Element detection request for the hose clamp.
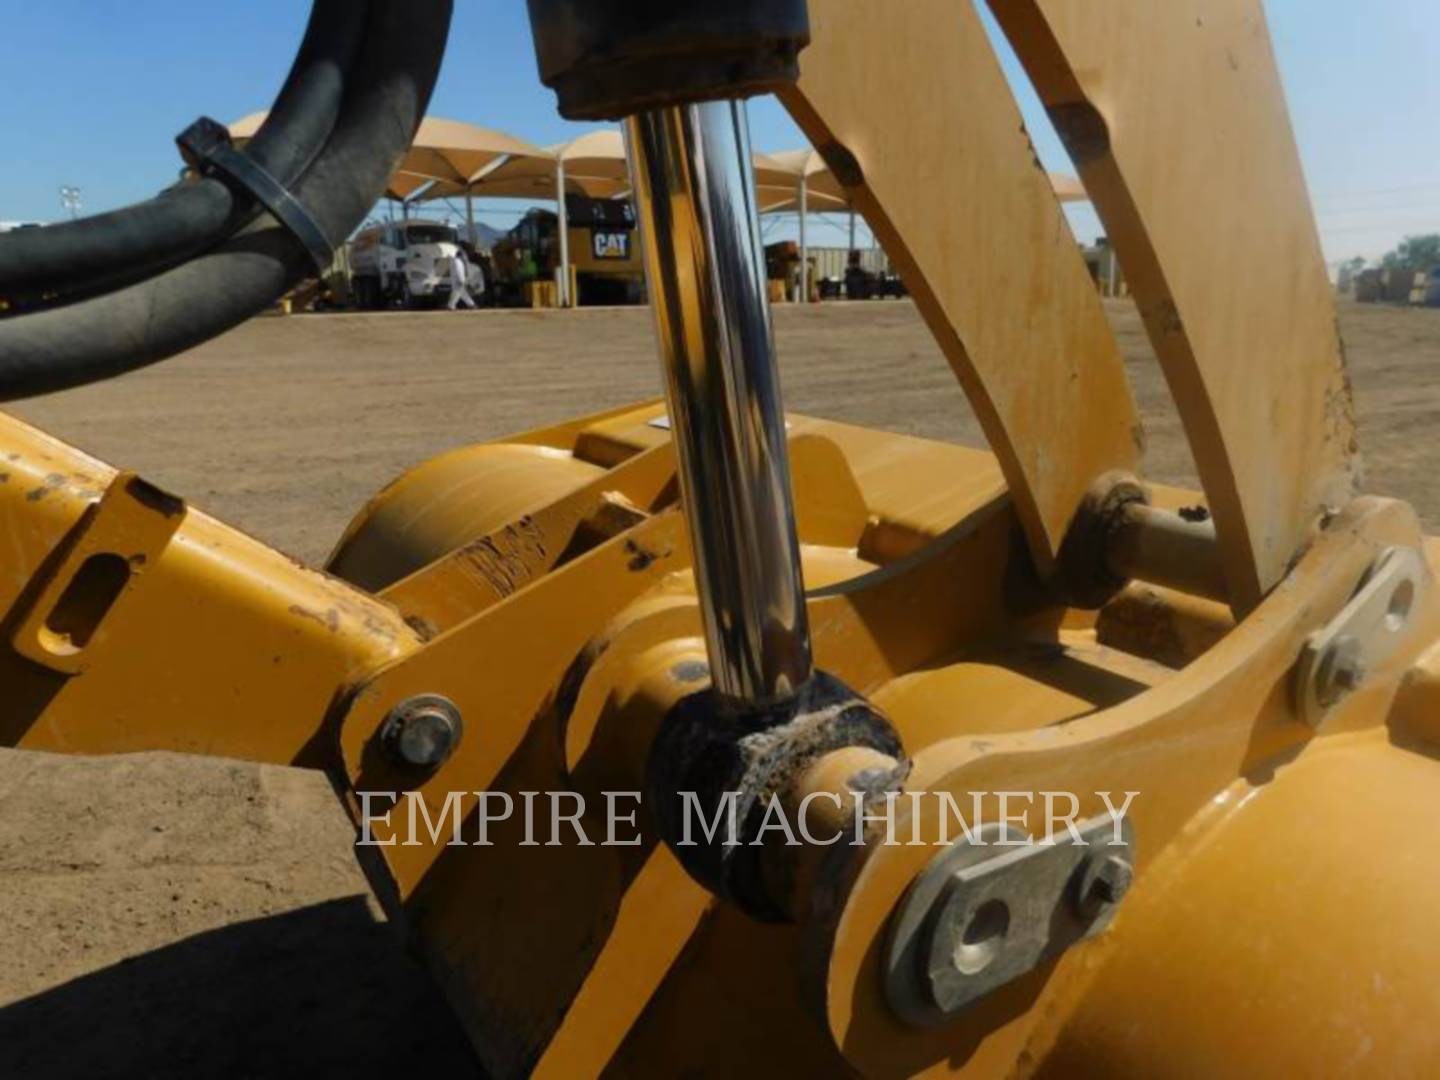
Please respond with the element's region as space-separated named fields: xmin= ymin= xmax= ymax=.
xmin=176 ymin=116 xmax=335 ymax=273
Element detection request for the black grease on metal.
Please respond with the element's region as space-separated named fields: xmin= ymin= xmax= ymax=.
xmin=624 ymin=537 xmax=662 ymax=571
xmin=124 ymin=475 xmax=185 ymax=517
xmin=1054 ymin=471 xmax=1149 ymax=610
xmin=646 ymin=670 xmax=902 ymax=922
xmin=26 ymin=474 xmax=65 ymax=502
xmin=404 ymin=613 xmax=439 ymax=642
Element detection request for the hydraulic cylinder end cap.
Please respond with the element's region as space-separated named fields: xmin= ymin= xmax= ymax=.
xmin=525 ymin=0 xmax=811 ymax=120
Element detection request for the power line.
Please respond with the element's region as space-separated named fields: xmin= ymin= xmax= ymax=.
xmin=1315 ymin=199 xmax=1440 ymax=218
xmin=1320 ymin=219 xmax=1440 ymax=237
xmin=1313 ymin=178 xmax=1440 ymax=202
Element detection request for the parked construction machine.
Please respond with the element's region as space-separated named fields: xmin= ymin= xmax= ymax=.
xmin=1 ymin=1 xmax=1437 ymax=1076
xmin=490 ymin=193 xmax=644 ymax=307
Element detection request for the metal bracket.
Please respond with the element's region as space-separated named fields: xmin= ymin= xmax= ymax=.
xmin=1295 ymin=546 xmax=1427 ymax=728
xmin=884 ymin=813 xmax=1135 ymax=1027
xmin=10 ymin=472 xmax=185 ymax=675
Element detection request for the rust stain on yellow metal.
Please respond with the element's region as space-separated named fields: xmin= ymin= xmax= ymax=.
xmin=327 ymin=441 xmax=608 ymax=592
xmin=378 ymin=443 xmax=676 ymax=634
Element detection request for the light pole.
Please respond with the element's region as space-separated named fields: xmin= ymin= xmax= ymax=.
xmin=59 ymin=186 xmax=82 ymax=220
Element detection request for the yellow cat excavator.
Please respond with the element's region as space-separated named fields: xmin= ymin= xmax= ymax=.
xmin=1 ymin=1 xmax=1436 ymax=1075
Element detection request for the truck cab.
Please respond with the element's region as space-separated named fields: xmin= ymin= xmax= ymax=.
xmin=348 ymin=221 xmax=476 ymax=309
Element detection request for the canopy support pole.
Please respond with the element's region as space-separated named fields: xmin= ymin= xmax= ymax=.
xmin=465 ymin=186 xmax=475 ymax=246
xmin=797 ymin=175 xmax=808 ymax=303
xmin=556 ymin=159 xmax=571 ymax=307
xmin=848 ymin=206 xmax=856 ymax=251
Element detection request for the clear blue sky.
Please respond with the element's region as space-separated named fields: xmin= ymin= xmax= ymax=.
xmin=1 ymin=1 xmax=1435 ymax=264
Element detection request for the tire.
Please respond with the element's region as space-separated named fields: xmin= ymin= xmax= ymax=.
xmin=365 ymin=277 xmax=381 ymax=310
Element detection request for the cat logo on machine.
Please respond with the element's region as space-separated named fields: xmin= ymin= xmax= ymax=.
xmin=592 ymin=231 xmax=631 ymax=260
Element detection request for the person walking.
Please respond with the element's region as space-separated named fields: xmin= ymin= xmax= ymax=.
xmin=447 ymin=247 xmax=476 ymax=310
xmin=462 ymin=242 xmax=487 ymax=306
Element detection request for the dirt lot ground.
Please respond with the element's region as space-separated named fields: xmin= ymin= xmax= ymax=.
xmin=2 ymin=297 xmax=1438 ymax=1074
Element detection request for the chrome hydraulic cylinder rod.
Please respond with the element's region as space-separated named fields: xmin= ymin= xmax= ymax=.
xmin=625 ymin=101 xmax=813 ymax=707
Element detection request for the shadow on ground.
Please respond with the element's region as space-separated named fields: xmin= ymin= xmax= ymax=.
xmin=0 ymin=897 xmax=480 ymax=1078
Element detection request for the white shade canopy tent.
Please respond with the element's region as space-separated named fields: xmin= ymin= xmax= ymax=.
xmin=753 ymin=149 xmax=847 ymax=216
xmin=423 ymin=129 xmax=632 ymax=201
xmin=418 ymin=130 xmax=819 ymax=306
xmin=226 ymin=110 xmax=552 ymax=222
xmin=226 ymin=113 xmax=1090 ymax=306
xmin=761 ymin=148 xmax=851 ymax=299
xmin=420 ymin=129 xmax=633 ymax=305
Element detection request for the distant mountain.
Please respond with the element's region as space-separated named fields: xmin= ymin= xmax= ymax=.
xmin=464 ymin=222 xmax=504 ymax=250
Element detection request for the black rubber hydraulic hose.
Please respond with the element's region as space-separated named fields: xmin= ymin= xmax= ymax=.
xmin=0 ymin=0 xmax=369 ymax=302
xmin=237 ymin=0 xmax=372 ymax=188
xmin=0 ymin=0 xmax=452 ymax=400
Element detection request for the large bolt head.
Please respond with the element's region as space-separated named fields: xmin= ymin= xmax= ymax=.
xmin=380 ymin=695 xmax=463 ymax=769
xmin=1075 ymin=852 xmax=1134 ymax=916
xmin=1090 ymin=855 xmax=1133 ymax=904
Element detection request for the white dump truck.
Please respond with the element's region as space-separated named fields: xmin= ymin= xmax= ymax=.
xmin=347 ymin=221 xmax=481 ymax=309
